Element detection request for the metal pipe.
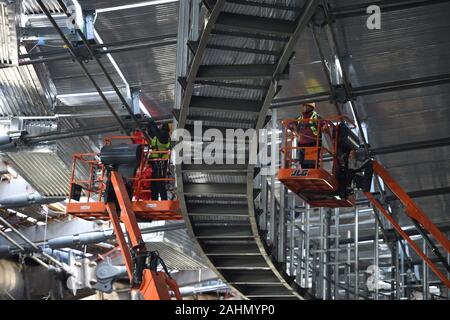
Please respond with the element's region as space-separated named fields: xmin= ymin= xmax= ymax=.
xmin=346 ymin=229 xmax=351 ymax=300
xmin=395 ymin=241 xmax=401 ymax=299
xmin=305 ymin=204 xmax=310 ymax=288
xmin=55 ymin=0 xmax=149 ymax=141
xmin=23 ymin=40 xmax=176 ymax=64
xmin=422 ymin=239 xmax=428 ymax=300
xmin=297 ymin=209 xmax=305 ymax=286
xmin=326 ymin=210 xmax=333 ymax=300
xmin=290 ymin=197 xmax=295 ymax=276
xmin=354 ymin=207 xmax=359 ymax=299
xmin=19 ymin=40 xmax=177 ymax=66
xmin=4 ymin=222 xmax=187 ymax=256
xmin=311 ymin=26 xmax=341 ymax=115
xmin=0 ymin=216 xmax=63 ymax=268
xmin=179 ymin=283 xmax=229 ymax=296
xmin=0 ymin=193 xmax=63 ymax=209
xmin=20 ymin=34 xmax=177 ymax=59
xmin=334 ymin=208 xmax=339 ymax=300
xmin=448 ymin=232 xmax=450 ymax=300
xmin=0 ymin=230 xmax=25 ymax=251
xmin=0 ymin=230 xmax=49 ymax=268
xmin=318 ymin=208 xmax=324 ymax=299
xmin=24 ymin=116 xmax=172 ymax=144
xmin=374 ymin=214 xmax=379 ymax=300
xmin=35 ymin=0 xmax=128 ymax=133
xmin=278 ymin=184 xmax=287 ymax=263
xmin=271 ymin=73 xmax=450 ymax=109
xmin=270 ymin=110 xmax=277 ymax=251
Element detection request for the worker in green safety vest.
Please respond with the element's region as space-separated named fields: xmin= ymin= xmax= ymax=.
xmin=148 ymin=120 xmax=171 ymax=201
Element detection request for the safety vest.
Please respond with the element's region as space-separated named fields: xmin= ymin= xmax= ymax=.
xmin=151 ymin=136 xmax=171 ymax=159
xmin=297 ymin=111 xmax=319 ymax=137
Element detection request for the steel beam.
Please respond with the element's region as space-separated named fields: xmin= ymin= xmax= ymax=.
xmin=19 ymin=40 xmax=177 ymax=66
xmin=371 ymin=137 xmax=450 ymax=155
xmin=215 ymin=12 xmax=296 ymax=36
xmin=58 ymin=1 xmax=145 ymax=133
xmin=197 ymin=64 xmax=276 ymax=80
xmin=183 ymin=183 xmax=248 ymax=195
xmin=190 ymin=96 xmax=262 ymax=113
xmin=211 ymin=29 xmax=289 ymax=42
xmin=188 ymin=41 xmax=280 ymax=56
xmin=35 ymin=0 xmax=128 ymax=132
xmin=271 ymin=73 xmax=450 ymax=108
xmin=218 ymin=0 xmax=300 ymax=11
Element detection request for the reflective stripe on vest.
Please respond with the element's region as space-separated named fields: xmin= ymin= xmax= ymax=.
xmin=297 ymin=111 xmax=319 ymax=136
xmin=151 ymin=137 xmax=171 ymax=159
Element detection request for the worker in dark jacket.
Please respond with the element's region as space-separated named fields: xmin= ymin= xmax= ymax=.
xmin=290 ymin=102 xmax=322 ymax=169
xmin=147 ymin=120 xmax=171 ymax=201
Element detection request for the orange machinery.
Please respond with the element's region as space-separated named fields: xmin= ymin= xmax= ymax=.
xmin=278 ymin=115 xmax=358 ymax=208
xmin=66 ymin=134 xmax=182 ymax=300
xmin=278 ymin=116 xmax=450 ymax=288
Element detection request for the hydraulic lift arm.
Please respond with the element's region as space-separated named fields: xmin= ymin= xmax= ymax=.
xmin=105 ymin=170 xmax=182 ymax=300
xmin=364 ymin=160 xmax=450 ymax=288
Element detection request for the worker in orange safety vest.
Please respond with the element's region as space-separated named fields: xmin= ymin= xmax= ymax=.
xmin=289 ymin=102 xmax=323 ymax=169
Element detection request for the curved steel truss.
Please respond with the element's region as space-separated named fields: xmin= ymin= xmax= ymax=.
xmin=176 ymin=0 xmax=320 ymax=300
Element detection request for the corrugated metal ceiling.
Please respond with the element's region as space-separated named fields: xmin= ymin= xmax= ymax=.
xmin=272 ymin=0 xmax=450 ymax=225
xmin=4 ymin=152 xmax=71 ymax=197
xmin=93 ymin=2 xmax=179 ymax=116
xmin=331 ymin=1 xmax=450 ymax=225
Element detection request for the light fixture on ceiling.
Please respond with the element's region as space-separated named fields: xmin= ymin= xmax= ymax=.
xmin=97 ymin=0 xmax=179 ymax=13
xmin=56 ymin=91 xmax=116 ymax=99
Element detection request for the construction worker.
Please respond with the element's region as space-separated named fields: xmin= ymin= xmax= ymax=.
xmin=148 ymin=120 xmax=171 ymax=201
xmin=131 ymin=128 xmax=146 ymax=145
xmin=290 ymin=102 xmax=322 ymax=169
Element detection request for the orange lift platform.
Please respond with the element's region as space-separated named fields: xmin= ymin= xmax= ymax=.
xmin=66 ymin=134 xmax=182 ymax=300
xmin=67 ymin=135 xmax=182 ymax=222
xmin=278 ymin=116 xmax=450 ymax=289
xmin=278 ymin=116 xmax=358 ymax=208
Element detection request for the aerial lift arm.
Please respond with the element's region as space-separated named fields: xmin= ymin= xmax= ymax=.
xmin=363 ymin=160 xmax=450 ymax=288
xmin=278 ymin=117 xmax=450 ymax=289
xmin=97 ymin=141 xmax=182 ymax=300
xmin=105 ymin=170 xmax=182 ymax=300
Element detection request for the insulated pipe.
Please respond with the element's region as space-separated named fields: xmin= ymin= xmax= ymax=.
xmin=0 ymin=136 xmax=12 ymax=146
xmin=0 ymin=260 xmax=24 ymax=300
xmin=2 ymin=223 xmax=187 ymax=257
xmin=48 ymin=230 xmax=114 ymax=249
xmin=47 ymin=223 xmax=186 ymax=249
xmin=0 ymin=245 xmax=12 ymax=258
xmin=179 ymin=283 xmax=229 ymax=296
xmin=0 ymin=193 xmax=64 ymax=208
xmin=0 ymin=142 xmax=17 ymax=152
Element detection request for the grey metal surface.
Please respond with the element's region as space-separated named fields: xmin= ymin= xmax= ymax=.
xmin=92 ymin=2 xmax=179 ymax=117
xmin=331 ymin=0 xmax=450 ymax=226
xmin=0 ymin=65 xmax=51 ymax=117
xmin=176 ymin=0 xmax=320 ymax=300
xmin=4 ymin=151 xmax=71 ymax=197
xmin=273 ymin=0 xmax=450 ymax=229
